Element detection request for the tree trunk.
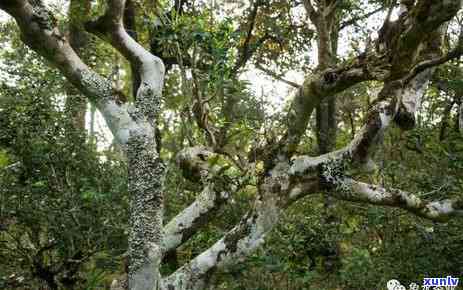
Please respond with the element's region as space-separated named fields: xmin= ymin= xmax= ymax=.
xmin=127 ymin=134 xmax=165 ymax=290
xmin=314 ymin=1 xmax=340 ymax=273
xmin=65 ymin=0 xmax=91 ymax=133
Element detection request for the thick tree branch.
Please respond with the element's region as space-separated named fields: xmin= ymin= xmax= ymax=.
xmin=163 ymin=93 xmax=432 ymax=285
xmin=389 ymin=0 xmax=461 ymax=76
xmin=163 ymin=174 xmax=319 ymax=289
xmin=173 ymin=69 xmax=450 ymax=288
xmin=163 ymin=147 xmax=240 ymax=252
xmin=0 ymin=0 xmax=145 ymax=146
xmin=329 ymin=179 xmax=463 ymax=222
xmin=288 ymin=68 xmax=434 ymax=189
xmin=162 ymin=212 xmax=274 ymax=289
xmin=278 ymin=57 xmax=382 ymax=156
xmin=275 ymin=0 xmax=461 ymax=158
xmin=85 ymin=0 xmax=165 ymax=124
xmin=163 ymin=183 xmax=236 ymax=253
xmin=0 ymin=3 xmax=167 ymax=288
xmin=48 ymin=54 xmax=463 ymax=289
xmin=160 ymin=84 xmax=417 ymax=285
xmin=402 ymin=27 xmax=463 ymax=85
xmin=4 ymin=2 xmax=463 ymax=290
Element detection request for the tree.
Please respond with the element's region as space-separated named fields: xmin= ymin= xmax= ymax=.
xmin=0 ymin=20 xmax=128 ymax=289
xmin=0 ymin=0 xmax=462 ymax=289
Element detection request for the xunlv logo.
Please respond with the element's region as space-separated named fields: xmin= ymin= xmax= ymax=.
xmin=423 ymin=276 xmax=459 ymax=288
xmin=387 ymin=277 xmax=460 ymax=290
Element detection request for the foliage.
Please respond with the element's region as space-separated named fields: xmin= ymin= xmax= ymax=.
xmin=1 ymin=0 xmax=462 ymax=289
xmin=0 ymin=30 xmax=128 ymax=288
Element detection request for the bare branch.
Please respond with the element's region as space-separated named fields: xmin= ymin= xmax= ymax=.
xmin=273 ymin=0 xmax=461 ymax=159
xmin=339 ymin=7 xmax=383 ymax=31
xmin=255 ymin=63 xmax=301 ymax=88
xmin=390 ymin=0 xmax=461 ymax=75
xmin=330 ymin=179 xmax=463 ymax=222
xmin=288 ymin=68 xmax=433 ymax=183
xmin=163 ymin=62 xmax=454 ymax=285
xmin=231 ymin=0 xmax=262 ymax=74
xmin=163 ymin=182 xmax=237 ymax=253
xmin=161 ymin=90 xmax=403 ymax=284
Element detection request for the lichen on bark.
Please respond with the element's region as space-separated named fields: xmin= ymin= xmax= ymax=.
xmin=126 ymin=131 xmax=165 ymax=287
xmin=79 ymin=68 xmax=113 ymax=100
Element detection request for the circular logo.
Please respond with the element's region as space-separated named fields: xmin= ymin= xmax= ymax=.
xmin=387 ymin=279 xmax=402 ymax=290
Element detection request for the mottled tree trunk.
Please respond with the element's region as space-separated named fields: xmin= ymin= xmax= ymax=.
xmin=314 ymin=1 xmax=338 ymax=155
xmin=127 ymin=134 xmax=164 ymax=290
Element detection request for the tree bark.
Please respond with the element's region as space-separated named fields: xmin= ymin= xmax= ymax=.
xmin=65 ymin=0 xmax=91 ymax=132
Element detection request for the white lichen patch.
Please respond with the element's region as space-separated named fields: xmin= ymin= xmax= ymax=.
xmin=80 ymin=69 xmax=113 ymax=98
xmin=127 ymin=133 xmax=165 ymax=279
xmin=321 ymin=156 xmax=352 ymax=193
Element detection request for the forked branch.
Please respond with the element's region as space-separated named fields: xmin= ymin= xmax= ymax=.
xmin=86 ymin=0 xmax=165 ymax=124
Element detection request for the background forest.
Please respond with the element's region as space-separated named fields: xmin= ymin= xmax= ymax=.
xmin=0 ymin=0 xmax=462 ymax=289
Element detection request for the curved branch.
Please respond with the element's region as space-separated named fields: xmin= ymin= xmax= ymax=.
xmin=163 ymin=147 xmax=241 ymax=253
xmin=161 ymin=65 xmax=454 ymax=287
xmin=231 ymin=0 xmax=262 ymax=74
xmin=163 ymin=182 xmax=237 ymax=253
xmin=85 ymin=0 xmax=165 ymax=123
xmin=84 ymin=1 xmax=167 ymax=289
xmin=330 ymin=179 xmax=463 ymax=222
xmin=0 ymin=0 xmax=144 ymax=146
xmin=402 ymin=27 xmax=463 ymax=85
xmin=390 ymin=0 xmax=461 ymax=75
xmin=288 ymin=62 xmax=436 ymax=184
xmin=276 ymin=0 xmax=461 ymax=159
xmin=163 ymin=177 xmax=319 ymax=289
xmin=279 ymin=59 xmax=379 ymax=156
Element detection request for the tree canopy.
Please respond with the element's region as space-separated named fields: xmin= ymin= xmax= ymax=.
xmin=0 ymin=0 xmax=462 ymax=289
